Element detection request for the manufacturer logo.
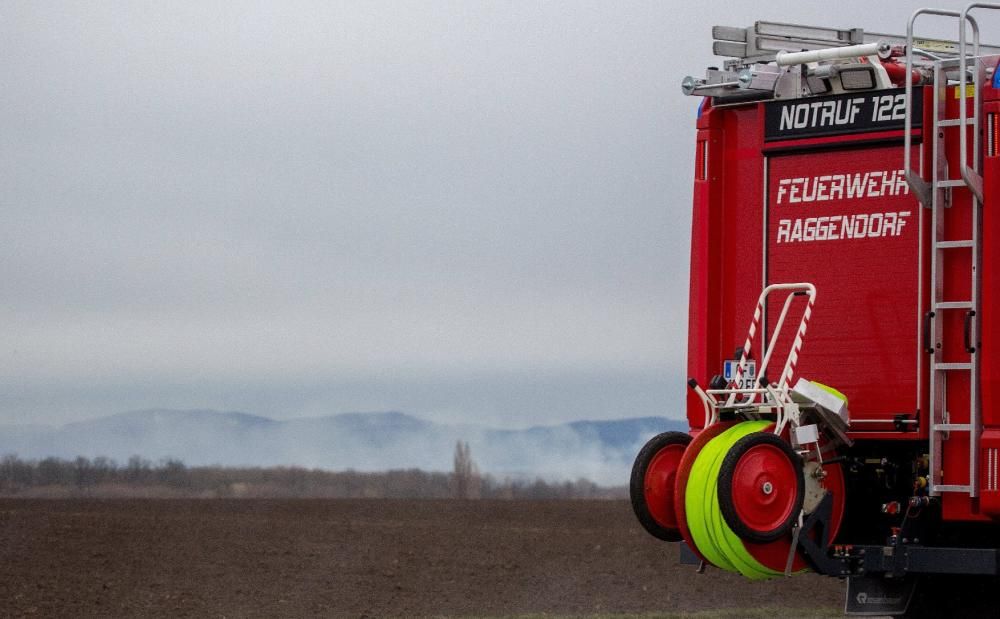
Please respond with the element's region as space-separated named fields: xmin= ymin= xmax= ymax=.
xmin=854 ymin=592 xmax=903 ymax=606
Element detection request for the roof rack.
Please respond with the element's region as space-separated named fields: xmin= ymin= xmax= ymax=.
xmin=682 ymin=19 xmax=1000 ymax=102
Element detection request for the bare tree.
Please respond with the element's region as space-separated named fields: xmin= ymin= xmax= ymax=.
xmin=452 ymin=440 xmax=481 ymax=499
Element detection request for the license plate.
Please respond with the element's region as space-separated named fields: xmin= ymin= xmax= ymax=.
xmin=723 ymin=359 xmax=757 ymax=389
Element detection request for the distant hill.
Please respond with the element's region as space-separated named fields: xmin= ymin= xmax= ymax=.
xmin=0 ymin=410 xmax=687 ymax=485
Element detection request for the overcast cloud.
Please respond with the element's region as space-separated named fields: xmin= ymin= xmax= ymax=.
xmin=0 ymin=1 xmax=986 ymax=427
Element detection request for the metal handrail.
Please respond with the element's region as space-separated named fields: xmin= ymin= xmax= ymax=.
xmin=959 ymin=3 xmax=993 ymax=202
xmin=904 ymin=8 xmax=980 ymax=206
xmin=691 ymin=283 xmax=817 ymax=435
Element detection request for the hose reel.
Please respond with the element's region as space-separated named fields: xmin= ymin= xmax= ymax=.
xmin=629 ymin=283 xmax=848 ymax=578
xmin=631 ymin=420 xmax=846 ymax=579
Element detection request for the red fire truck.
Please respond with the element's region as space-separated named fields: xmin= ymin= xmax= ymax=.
xmin=631 ymin=9 xmax=1000 ymax=616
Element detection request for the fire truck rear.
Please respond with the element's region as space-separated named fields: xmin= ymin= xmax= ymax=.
xmin=630 ymin=7 xmax=1000 ymax=616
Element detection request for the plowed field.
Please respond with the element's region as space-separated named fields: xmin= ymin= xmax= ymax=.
xmin=0 ymin=499 xmax=844 ymax=617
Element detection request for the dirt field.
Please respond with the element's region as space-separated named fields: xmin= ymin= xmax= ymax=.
xmin=0 ymin=499 xmax=844 ymax=617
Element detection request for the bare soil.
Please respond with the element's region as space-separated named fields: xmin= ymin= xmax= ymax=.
xmin=0 ymin=499 xmax=844 ymax=617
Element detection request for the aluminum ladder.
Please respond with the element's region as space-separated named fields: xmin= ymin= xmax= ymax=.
xmin=713 ymin=19 xmax=1000 ymax=65
xmin=904 ymin=6 xmax=989 ymax=497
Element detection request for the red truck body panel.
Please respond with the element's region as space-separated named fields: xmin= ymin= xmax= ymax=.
xmin=686 ymin=85 xmax=1000 ymax=522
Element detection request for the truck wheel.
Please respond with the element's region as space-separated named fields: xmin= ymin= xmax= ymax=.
xmin=717 ymin=431 xmax=804 ymax=543
xmin=630 ymin=431 xmax=691 ymax=541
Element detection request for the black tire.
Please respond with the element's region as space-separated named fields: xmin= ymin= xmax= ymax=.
xmin=629 ymin=431 xmax=692 ymax=542
xmin=717 ymin=432 xmax=804 ymax=543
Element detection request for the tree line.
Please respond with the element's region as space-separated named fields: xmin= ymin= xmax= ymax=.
xmin=0 ymin=451 xmax=625 ymax=500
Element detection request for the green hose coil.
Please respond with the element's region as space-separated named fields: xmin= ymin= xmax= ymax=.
xmin=684 ymin=420 xmax=783 ymax=580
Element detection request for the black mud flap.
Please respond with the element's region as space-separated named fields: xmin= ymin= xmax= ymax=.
xmin=845 ymin=575 xmax=917 ymax=616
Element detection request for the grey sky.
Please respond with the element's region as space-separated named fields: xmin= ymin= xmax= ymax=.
xmin=0 ymin=1 xmax=986 ymax=428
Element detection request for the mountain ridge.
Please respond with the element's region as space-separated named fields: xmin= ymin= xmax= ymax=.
xmin=0 ymin=409 xmax=687 ymax=485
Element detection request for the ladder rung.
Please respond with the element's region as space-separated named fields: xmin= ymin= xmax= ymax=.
xmin=932 ymin=484 xmax=972 ymax=493
xmin=936 ymin=362 xmax=972 ymax=371
xmin=936 ymin=301 xmax=974 ymax=310
xmin=938 ymin=118 xmax=974 ymax=127
xmin=936 ymin=240 xmax=974 ymax=249
xmin=936 ymin=179 xmax=968 ymax=188
xmin=933 ymin=423 xmax=972 ymax=432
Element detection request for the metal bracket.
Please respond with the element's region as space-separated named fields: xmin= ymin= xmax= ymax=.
xmin=795 ymin=493 xmax=854 ymax=577
xmin=904 ymin=172 xmax=932 ymax=208
xmin=859 ymin=544 xmax=1000 ymax=576
xmin=893 ymin=414 xmax=917 ymax=433
xmin=795 ymin=494 xmax=1000 ymax=578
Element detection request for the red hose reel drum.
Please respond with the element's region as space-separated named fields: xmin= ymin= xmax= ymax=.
xmin=721 ymin=429 xmax=846 ymax=573
xmin=675 ymin=422 xmax=846 ymax=574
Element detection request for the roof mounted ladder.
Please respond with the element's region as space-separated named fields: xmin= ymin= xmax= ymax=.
xmin=714 ymin=19 xmax=1000 ymax=66
xmin=713 ymin=21 xmax=868 ymax=63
